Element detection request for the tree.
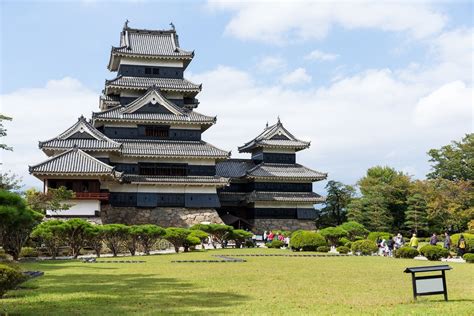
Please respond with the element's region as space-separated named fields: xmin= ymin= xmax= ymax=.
xmin=102 ymin=224 xmax=129 ymax=257
xmin=134 ymin=225 xmax=165 ymax=255
xmin=30 ymin=220 xmax=64 ymax=259
xmin=189 ymin=229 xmax=208 ymax=249
xmin=317 ymin=181 xmax=355 ymax=227
xmin=61 ymin=219 xmax=92 ymax=258
xmin=363 ymin=191 xmax=393 ymax=232
xmin=427 ymin=134 xmax=474 ymax=181
xmin=125 ymin=225 xmax=141 ymax=256
xmin=338 ymin=221 xmax=369 ymax=241
xmin=226 ymin=229 xmax=252 ymax=248
xmin=404 ymin=192 xmax=429 ymax=235
xmin=0 ymin=190 xmax=43 ymax=260
xmin=190 ymin=224 xmax=233 ymax=248
xmin=84 ymin=225 xmax=105 ymax=257
xmin=0 ymin=114 xmax=12 ymax=151
xmin=164 ymin=227 xmax=192 ymax=253
xmin=26 ymin=187 xmax=74 ymax=214
xmin=0 ymin=171 xmax=22 ymax=191
xmin=319 ymin=227 xmax=348 ymax=247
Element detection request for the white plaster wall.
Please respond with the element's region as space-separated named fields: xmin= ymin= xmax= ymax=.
xmin=110 ymin=157 xmax=216 ymax=165
xmin=102 ymin=183 xmax=217 ymax=194
xmin=254 ymin=201 xmax=314 ymax=209
xmin=46 ymin=200 xmax=100 ymax=216
xmin=119 ymin=57 xmax=183 ymax=67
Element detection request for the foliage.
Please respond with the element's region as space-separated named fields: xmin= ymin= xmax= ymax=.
xmin=336 ymin=246 xmax=350 ymax=254
xmin=463 ymin=253 xmax=474 ymax=263
xmin=31 ymin=220 xmax=65 ymax=259
xmin=316 ymin=246 xmax=330 ymax=253
xmin=19 ymin=247 xmax=38 ymax=258
xmin=404 ymin=191 xmax=429 ymax=234
xmin=344 ymin=241 xmax=352 ymax=249
xmin=0 ymin=114 xmax=12 ymax=151
xmin=450 ymin=233 xmax=474 ymax=253
xmin=60 ymin=219 xmax=92 ymax=258
xmin=184 ymin=235 xmax=201 ymax=252
xmin=190 ymin=224 xmax=233 ymax=247
xmin=338 ymin=237 xmax=350 ymax=246
xmin=164 ymin=227 xmax=192 ymax=253
xmin=102 ymin=224 xmax=129 ymax=257
xmin=394 ymin=246 xmax=419 ymax=259
xmin=84 ymin=225 xmax=105 ymax=257
xmin=0 ymin=190 xmax=43 ymax=260
xmin=125 ymin=225 xmax=141 ymax=256
xmin=266 ymin=240 xmax=284 ymax=248
xmin=427 ymin=133 xmax=474 ymax=181
xmin=319 ymin=227 xmax=348 ymax=246
xmin=351 ymin=239 xmax=378 ymax=255
xmin=0 ymin=263 xmax=26 ymax=298
xmin=133 ymin=225 xmax=166 ymax=255
xmin=226 ymin=229 xmax=252 ymax=248
xmin=337 ymin=221 xmax=368 ymax=241
xmin=0 ymin=171 xmax=22 ymax=191
xmin=316 ymin=181 xmax=355 ymax=227
xmin=367 ymin=232 xmax=392 ymax=242
xmin=25 ymin=187 xmax=74 ymax=214
xmin=290 ymin=230 xmax=327 ymax=251
xmin=419 ymin=245 xmax=449 ymax=261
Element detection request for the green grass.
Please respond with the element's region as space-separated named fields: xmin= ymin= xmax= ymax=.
xmin=2 ymin=248 xmax=473 ymax=315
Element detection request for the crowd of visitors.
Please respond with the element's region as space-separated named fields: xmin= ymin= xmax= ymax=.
xmin=376 ymin=232 xmax=467 ymax=258
xmin=263 ymin=231 xmax=290 ymax=246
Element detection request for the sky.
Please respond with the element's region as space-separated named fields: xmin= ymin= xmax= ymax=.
xmin=0 ymin=0 xmax=473 ymax=195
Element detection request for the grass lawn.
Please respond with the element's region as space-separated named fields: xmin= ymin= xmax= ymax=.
xmin=2 ymin=248 xmax=473 ymax=315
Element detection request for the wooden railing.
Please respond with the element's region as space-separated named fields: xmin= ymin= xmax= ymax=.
xmin=73 ymin=192 xmax=110 ymax=200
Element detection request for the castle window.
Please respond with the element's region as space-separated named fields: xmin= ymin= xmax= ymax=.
xmin=145 ymin=67 xmax=152 ymax=75
xmin=153 ymin=68 xmax=159 ymax=75
xmin=144 ymin=126 xmax=169 ymax=138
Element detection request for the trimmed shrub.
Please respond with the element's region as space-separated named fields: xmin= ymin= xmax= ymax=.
xmin=244 ymin=240 xmax=255 ymax=248
xmin=367 ymin=232 xmax=392 ymax=242
xmin=394 ymin=246 xmax=419 ymax=259
xmin=338 ymin=221 xmax=369 ymax=241
xmin=290 ymin=231 xmax=327 ymax=251
xmin=0 ymin=263 xmax=27 ymax=298
xmin=320 ymin=227 xmax=348 ymax=247
xmin=351 ymin=239 xmax=378 ymax=255
xmin=344 ymin=241 xmax=352 ymax=249
xmin=317 ymin=246 xmax=330 ymax=253
xmin=338 ymin=237 xmax=350 ymax=246
xmin=451 ymin=233 xmax=474 ymax=253
xmin=463 ymin=253 xmax=474 ymax=263
xmin=19 ymin=247 xmax=38 ymax=258
xmin=267 ymin=240 xmax=284 ymax=249
xmin=336 ymin=246 xmax=350 ymax=254
xmin=420 ymin=245 xmax=449 ymax=261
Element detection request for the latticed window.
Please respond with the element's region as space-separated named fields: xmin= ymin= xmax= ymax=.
xmin=144 ymin=126 xmax=169 ymax=138
xmin=139 ymin=163 xmax=187 ymax=176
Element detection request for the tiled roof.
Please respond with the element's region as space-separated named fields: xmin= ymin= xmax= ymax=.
xmin=246 ymin=191 xmax=325 ymax=203
xmin=93 ymin=87 xmax=215 ymax=125
xmin=217 ymin=192 xmax=248 ymax=202
xmin=29 ymin=147 xmax=121 ymax=178
xmin=99 ymin=94 xmax=120 ymax=110
xmin=216 ymin=159 xmax=256 ymax=178
xmin=239 ymin=119 xmax=310 ymax=152
xmin=246 ymin=163 xmax=327 ymax=180
xmin=118 ymin=139 xmax=230 ymax=159
xmin=122 ymin=174 xmax=228 ymax=186
xmin=105 ymin=76 xmax=201 ymax=93
xmin=39 ymin=116 xmax=121 ymax=152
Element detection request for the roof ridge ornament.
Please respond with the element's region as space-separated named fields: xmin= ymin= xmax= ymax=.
xmin=170 ymin=22 xmax=175 ymax=31
xmin=123 ymin=19 xmax=129 ymax=30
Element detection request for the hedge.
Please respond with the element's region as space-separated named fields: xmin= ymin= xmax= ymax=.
xmin=290 ymin=231 xmax=327 ymax=251
xmin=351 ymin=239 xmax=378 ymax=255
xmin=267 ymin=240 xmax=284 ymax=249
xmin=316 ymin=246 xmax=330 ymax=253
xmin=463 ymin=253 xmax=474 ymax=263
xmin=0 ymin=264 xmax=27 ymax=298
xmin=450 ymin=233 xmax=474 ymax=253
xmin=419 ymin=245 xmax=449 ymax=261
xmin=394 ymin=246 xmax=419 ymax=259
xmin=336 ymin=246 xmax=350 ymax=254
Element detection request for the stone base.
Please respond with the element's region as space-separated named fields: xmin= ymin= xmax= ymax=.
xmin=251 ymin=218 xmax=315 ymax=232
xmin=100 ymin=205 xmax=224 ymax=227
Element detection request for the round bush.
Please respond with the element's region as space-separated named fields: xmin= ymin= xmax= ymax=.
xmin=20 ymin=247 xmax=39 ymax=258
xmin=463 ymin=253 xmax=474 ymax=263
xmin=344 ymin=241 xmax=352 ymax=249
xmin=336 ymin=246 xmax=350 ymax=254
xmin=290 ymin=231 xmax=327 ymax=251
xmin=419 ymin=245 xmax=449 ymax=261
xmin=0 ymin=264 xmax=27 ymax=298
xmin=367 ymin=232 xmax=392 ymax=242
xmin=394 ymin=246 xmax=419 ymax=259
xmin=317 ymin=246 xmax=330 ymax=253
xmin=351 ymin=239 xmax=378 ymax=255
xmin=267 ymin=240 xmax=284 ymax=249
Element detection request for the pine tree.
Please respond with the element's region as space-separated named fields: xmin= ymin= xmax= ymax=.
xmin=404 ymin=193 xmax=429 ymax=234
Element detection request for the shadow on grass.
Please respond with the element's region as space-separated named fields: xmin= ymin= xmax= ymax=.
xmin=6 ymin=262 xmax=249 ymax=315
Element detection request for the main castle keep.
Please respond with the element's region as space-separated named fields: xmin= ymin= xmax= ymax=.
xmin=29 ymin=23 xmax=327 ymax=231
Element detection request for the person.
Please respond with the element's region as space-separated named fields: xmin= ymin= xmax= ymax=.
xmin=284 ymin=236 xmax=290 ymax=248
xmin=278 ymin=233 xmax=284 ymax=242
xmin=429 ymin=233 xmax=438 ymax=246
xmin=263 ymin=231 xmax=268 ymax=243
xmin=379 ymin=238 xmax=386 ymax=256
xmin=387 ymin=237 xmax=394 ymax=257
xmin=394 ymin=233 xmax=403 ymax=250
xmin=457 ymin=234 xmax=467 ymax=257
xmin=409 ymin=233 xmax=419 ymax=249
xmin=444 ymin=232 xmax=451 ymax=250
xmin=267 ymin=231 xmax=274 ymax=242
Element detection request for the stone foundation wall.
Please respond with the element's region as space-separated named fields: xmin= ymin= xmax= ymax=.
xmin=251 ymin=219 xmax=315 ymax=232
xmin=100 ymin=205 xmax=224 ymax=227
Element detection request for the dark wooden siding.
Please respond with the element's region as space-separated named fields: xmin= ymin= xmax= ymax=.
xmin=109 ymin=192 xmax=220 ymax=208
xmin=118 ymin=65 xmax=184 ymax=79
xmin=103 ymin=126 xmax=201 ymax=141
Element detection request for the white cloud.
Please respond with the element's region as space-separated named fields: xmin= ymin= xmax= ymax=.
xmin=305 ymin=49 xmax=339 ymax=61
xmin=256 ymin=56 xmax=287 ymax=73
xmin=207 ymin=0 xmax=447 ymax=44
xmin=413 ymin=81 xmax=473 ymax=128
xmin=280 ymin=68 xmax=312 ymax=85
xmin=0 ymin=77 xmax=97 ymax=189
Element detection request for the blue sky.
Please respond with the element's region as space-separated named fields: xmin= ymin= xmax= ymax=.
xmin=1 ymin=0 xmax=473 ymax=192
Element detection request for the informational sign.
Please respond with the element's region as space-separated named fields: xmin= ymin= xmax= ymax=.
xmin=403 ymin=265 xmax=452 ymax=301
xmin=415 ymin=277 xmax=444 ymax=294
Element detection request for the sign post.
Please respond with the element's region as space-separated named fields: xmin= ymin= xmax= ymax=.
xmin=403 ymin=265 xmax=452 ymax=301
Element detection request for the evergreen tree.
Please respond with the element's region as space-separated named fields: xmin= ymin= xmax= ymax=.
xmin=404 ymin=193 xmax=429 ymax=234
xmin=317 ymin=181 xmax=355 ymax=227
xmin=363 ymin=192 xmax=393 ymax=232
